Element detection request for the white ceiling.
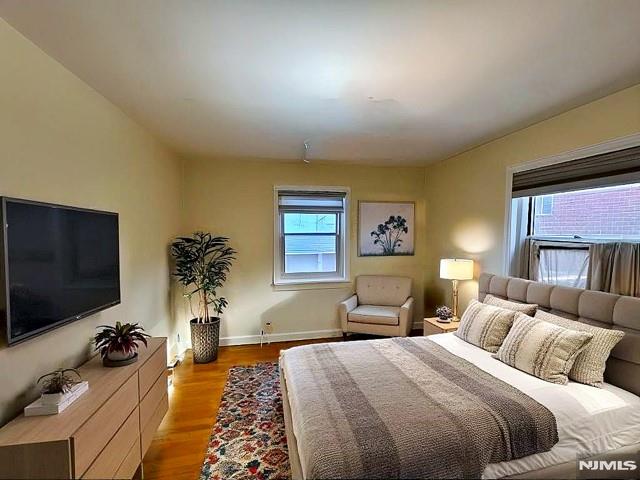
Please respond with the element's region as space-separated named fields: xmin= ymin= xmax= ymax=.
xmin=2 ymin=0 xmax=640 ymax=165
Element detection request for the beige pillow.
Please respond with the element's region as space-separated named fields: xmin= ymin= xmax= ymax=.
xmin=455 ymin=299 xmax=517 ymax=353
xmin=535 ymin=310 xmax=625 ymax=387
xmin=484 ymin=294 xmax=538 ymax=316
xmin=495 ymin=313 xmax=593 ymax=385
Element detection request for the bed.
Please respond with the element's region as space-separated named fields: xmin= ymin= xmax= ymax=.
xmin=279 ymin=274 xmax=640 ymax=479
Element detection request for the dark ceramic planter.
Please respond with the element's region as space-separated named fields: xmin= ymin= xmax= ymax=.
xmin=103 ymin=352 xmax=139 ymax=367
xmin=190 ymin=317 xmax=220 ymax=363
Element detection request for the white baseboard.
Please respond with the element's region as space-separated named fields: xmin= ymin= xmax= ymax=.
xmin=219 ymin=328 xmax=343 ymax=346
xmin=412 ymin=321 xmax=423 ymax=331
xmin=167 ymin=339 xmax=188 ymax=362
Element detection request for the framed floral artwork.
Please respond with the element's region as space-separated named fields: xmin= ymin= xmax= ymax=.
xmin=358 ymin=201 xmax=415 ymax=256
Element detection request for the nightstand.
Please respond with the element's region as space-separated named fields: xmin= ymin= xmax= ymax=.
xmin=423 ymin=317 xmax=460 ymax=336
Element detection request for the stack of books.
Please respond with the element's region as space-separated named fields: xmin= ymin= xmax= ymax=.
xmin=24 ymin=381 xmax=89 ymax=416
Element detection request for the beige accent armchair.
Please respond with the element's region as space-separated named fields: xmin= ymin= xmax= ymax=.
xmin=339 ymin=275 xmax=414 ymax=338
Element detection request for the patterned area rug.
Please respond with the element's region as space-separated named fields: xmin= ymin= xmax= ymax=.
xmin=200 ymin=362 xmax=290 ymax=480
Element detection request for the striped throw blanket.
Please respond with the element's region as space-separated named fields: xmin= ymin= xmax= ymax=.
xmin=281 ymin=337 xmax=558 ymax=479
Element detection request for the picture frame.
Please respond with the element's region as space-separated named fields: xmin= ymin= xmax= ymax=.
xmin=358 ymin=201 xmax=415 ymax=257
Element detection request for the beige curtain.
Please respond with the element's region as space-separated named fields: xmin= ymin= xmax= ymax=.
xmin=510 ymin=235 xmax=532 ymax=280
xmin=587 ymin=242 xmax=640 ymax=297
xmin=508 ymin=198 xmax=532 ymax=278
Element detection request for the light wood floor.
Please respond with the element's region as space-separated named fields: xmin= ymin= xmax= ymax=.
xmin=142 ymin=338 xmax=338 ymax=480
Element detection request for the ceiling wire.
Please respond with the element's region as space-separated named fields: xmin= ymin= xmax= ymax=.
xmin=302 ymin=140 xmax=311 ymax=164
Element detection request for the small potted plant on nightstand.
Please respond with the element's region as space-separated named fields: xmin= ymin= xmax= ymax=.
xmin=95 ymin=321 xmax=150 ymax=367
xmin=435 ymin=305 xmax=453 ymax=323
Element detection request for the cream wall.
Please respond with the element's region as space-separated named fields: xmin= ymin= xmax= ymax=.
xmin=424 ymin=84 xmax=640 ymax=312
xmin=0 ymin=21 xmax=182 ymax=425
xmin=180 ymin=159 xmax=426 ymax=343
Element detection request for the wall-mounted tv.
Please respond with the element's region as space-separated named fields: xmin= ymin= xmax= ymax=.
xmin=1 ymin=198 xmax=120 ymax=345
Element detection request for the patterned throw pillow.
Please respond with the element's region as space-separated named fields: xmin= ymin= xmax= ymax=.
xmin=484 ymin=294 xmax=538 ymax=316
xmin=455 ymin=299 xmax=517 ymax=353
xmin=535 ymin=310 xmax=625 ymax=387
xmin=495 ymin=313 xmax=593 ymax=385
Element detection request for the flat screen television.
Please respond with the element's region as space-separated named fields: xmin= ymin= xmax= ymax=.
xmin=1 ymin=198 xmax=120 ymax=345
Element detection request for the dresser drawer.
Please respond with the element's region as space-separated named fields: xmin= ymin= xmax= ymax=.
xmin=140 ymin=371 xmax=167 ymax=431
xmin=141 ymin=394 xmax=168 ymax=459
xmin=83 ymin=407 xmax=139 ymax=479
xmin=114 ymin=437 xmax=141 ymax=480
xmin=72 ymin=374 xmax=138 ymax=477
xmin=138 ymin=341 xmax=166 ymax=399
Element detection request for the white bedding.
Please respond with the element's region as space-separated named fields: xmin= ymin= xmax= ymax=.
xmin=284 ymin=333 xmax=640 ymax=479
xmin=427 ymin=333 xmax=640 ymax=478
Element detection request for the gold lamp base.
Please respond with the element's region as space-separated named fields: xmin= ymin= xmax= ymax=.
xmin=451 ymin=279 xmax=459 ymax=320
xmin=440 ymin=258 xmax=474 ymax=322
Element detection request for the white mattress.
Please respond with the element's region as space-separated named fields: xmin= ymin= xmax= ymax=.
xmin=427 ymin=333 xmax=640 ymax=479
xmin=284 ymin=333 xmax=640 ymax=479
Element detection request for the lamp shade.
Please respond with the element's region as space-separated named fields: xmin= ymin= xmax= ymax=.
xmin=440 ymin=258 xmax=474 ymax=280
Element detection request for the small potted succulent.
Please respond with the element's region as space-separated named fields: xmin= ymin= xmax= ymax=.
xmin=435 ymin=305 xmax=454 ymax=323
xmin=94 ymin=321 xmax=150 ymax=367
xmin=37 ymin=368 xmax=81 ymax=405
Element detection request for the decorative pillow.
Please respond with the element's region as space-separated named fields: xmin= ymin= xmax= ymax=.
xmin=535 ymin=310 xmax=625 ymax=387
xmin=483 ymin=294 xmax=538 ymax=316
xmin=454 ymin=299 xmax=517 ymax=353
xmin=494 ymin=313 xmax=593 ymax=385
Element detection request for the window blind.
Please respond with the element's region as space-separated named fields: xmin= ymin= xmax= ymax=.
xmin=512 ymin=145 xmax=640 ymax=198
xmin=278 ymin=191 xmax=346 ymax=212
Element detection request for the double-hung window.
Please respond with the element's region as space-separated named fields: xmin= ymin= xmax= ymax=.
xmin=508 ymin=143 xmax=640 ymax=288
xmin=274 ymin=187 xmax=349 ymax=285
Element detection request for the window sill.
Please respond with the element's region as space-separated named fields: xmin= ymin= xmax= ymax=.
xmin=272 ymin=278 xmax=351 ymax=291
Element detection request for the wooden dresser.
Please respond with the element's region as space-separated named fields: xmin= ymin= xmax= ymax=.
xmin=0 ymin=337 xmax=168 ymax=479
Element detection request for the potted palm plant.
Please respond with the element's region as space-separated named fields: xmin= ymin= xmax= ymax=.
xmin=171 ymin=232 xmax=236 ymax=363
xmin=94 ymin=322 xmax=150 ymax=367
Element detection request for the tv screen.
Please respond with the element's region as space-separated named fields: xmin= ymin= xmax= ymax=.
xmin=1 ymin=198 xmax=120 ymax=345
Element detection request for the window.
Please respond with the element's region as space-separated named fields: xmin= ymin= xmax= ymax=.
xmin=532 ymin=183 xmax=640 ymax=239
xmin=510 ymin=183 xmax=640 ymax=288
xmin=508 ymin=142 xmax=640 ymax=291
xmin=274 ymin=187 xmax=349 ymax=285
xmin=534 ymin=195 xmax=553 ymax=216
xmin=525 ymin=183 xmax=640 ymax=288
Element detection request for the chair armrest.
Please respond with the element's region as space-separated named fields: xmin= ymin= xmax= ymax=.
xmin=398 ymin=297 xmax=415 ymax=336
xmin=339 ymin=294 xmax=358 ymax=331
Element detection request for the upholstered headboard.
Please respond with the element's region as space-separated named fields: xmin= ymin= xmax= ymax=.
xmin=479 ymin=273 xmax=640 ymax=397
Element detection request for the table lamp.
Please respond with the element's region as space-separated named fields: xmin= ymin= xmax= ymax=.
xmin=440 ymin=259 xmax=474 ymax=320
